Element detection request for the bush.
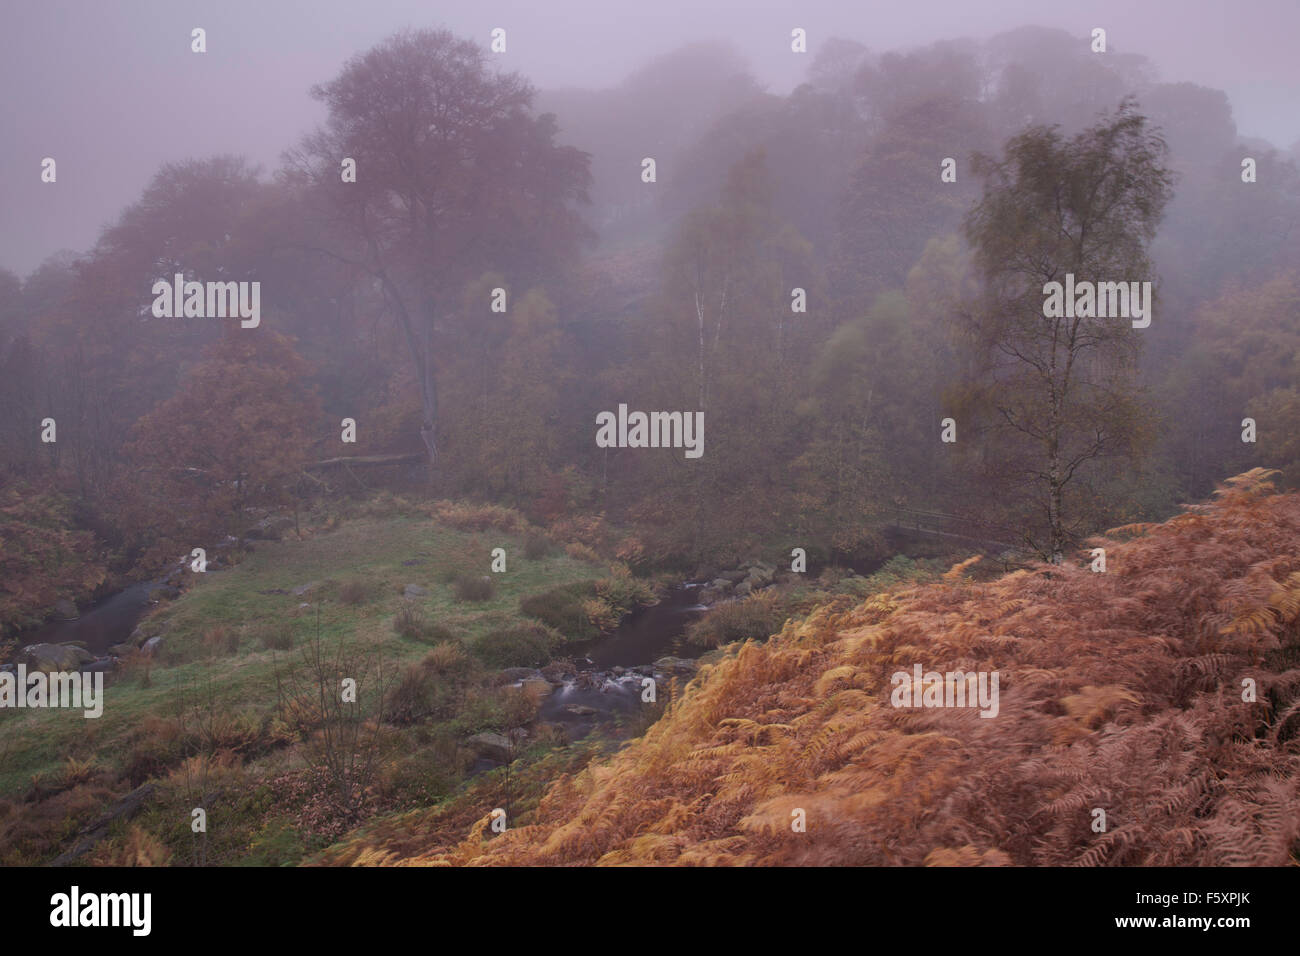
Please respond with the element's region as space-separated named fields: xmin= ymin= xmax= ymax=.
xmin=203 ymin=625 xmax=240 ymax=656
xmin=582 ymin=597 xmax=620 ymax=633
xmin=431 ymin=500 xmax=529 ymax=534
xmin=259 ymin=623 xmax=295 ymax=651
xmin=387 ymin=665 xmax=436 ymax=725
xmin=685 ymin=591 xmax=784 ymax=648
xmin=337 ymin=579 xmax=371 ymax=605
xmin=520 ymin=581 xmax=600 ymax=641
xmin=564 ymin=541 xmax=602 ymax=563
xmin=523 ymin=534 xmax=552 ymax=560
xmin=474 ymin=625 xmax=555 ymax=669
xmin=596 ymin=564 xmax=657 ymax=615
xmin=393 ymin=601 xmax=428 ymax=640
xmin=422 ymin=641 xmax=468 ymax=676
xmin=453 ymin=575 xmax=496 ymax=603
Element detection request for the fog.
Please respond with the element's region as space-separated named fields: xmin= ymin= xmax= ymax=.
xmin=3 ymin=0 xmax=1299 ymax=274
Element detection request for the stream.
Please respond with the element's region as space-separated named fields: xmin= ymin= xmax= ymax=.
xmin=10 ymin=581 xmax=159 ymax=658
xmin=531 ymin=583 xmax=708 ymax=730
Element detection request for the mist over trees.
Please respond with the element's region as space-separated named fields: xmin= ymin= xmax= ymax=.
xmin=2 ymin=23 xmax=1299 ymax=630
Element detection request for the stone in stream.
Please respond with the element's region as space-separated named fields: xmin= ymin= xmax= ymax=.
xmin=20 ymin=643 xmax=94 ymax=672
xmin=520 ymin=677 xmax=553 ymax=697
xmin=564 ymin=704 xmax=597 ymax=717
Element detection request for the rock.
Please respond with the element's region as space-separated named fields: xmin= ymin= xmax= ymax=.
xmin=21 ymin=643 xmax=93 ymax=672
xmin=108 ymin=643 xmax=134 ymax=657
xmin=403 ymin=584 xmax=428 ymax=598
xmin=611 ymin=666 xmax=625 ymax=675
xmin=709 ymin=578 xmax=732 ymax=590
xmin=734 ymin=580 xmax=753 ymax=596
xmin=141 ymin=636 xmax=164 ymax=657
xmin=721 ymin=569 xmax=747 ymax=583
xmin=520 ymin=678 xmax=553 ymax=697
xmin=563 ymin=704 xmax=597 ymax=717
xmin=52 ymin=599 xmax=79 ymax=621
xmin=467 ymin=732 xmax=513 ymax=762
xmin=500 ymin=667 xmax=538 ymax=682
xmin=653 ymin=656 xmax=699 ymax=678
xmin=292 ymin=581 xmax=319 ymax=596
xmin=84 ymin=658 xmax=115 ymax=673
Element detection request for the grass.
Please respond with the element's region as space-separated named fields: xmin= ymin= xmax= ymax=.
xmin=0 ymin=511 xmax=604 ymax=801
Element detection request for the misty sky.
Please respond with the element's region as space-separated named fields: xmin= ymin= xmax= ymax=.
xmin=3 ymin=0 xmax=1299 ymax=276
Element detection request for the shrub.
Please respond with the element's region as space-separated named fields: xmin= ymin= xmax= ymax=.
xmin=259 ymin=623 xmax=295 ymax=651
xmin=203 ymin=625 xmax=240 ymax=655
xmin=582 ymin=597 xmax=620 ymax=633
xmin=453 ymin=575 xmax=496 ymax=603
xmin=422 ymin=641 xmax=468 ymax=676
xmin=523 ymin=533 xmax=552 ymax=560
xmin=596 ymin=563 xmax=657 ymax=615
xmin=520 ymin=582 xmax=600 ymax=641
xmin=684 ymin=591 xmax=784 ymax=648
xmin=474 ymin=625 xmax=555 ymax=669
xmin=393 ymin=601 xmax=427 ymax=640
xmin=337 ymin=579 xmax=371 ymax=605
xmin=564 ymin=541 xmax=602 ymax=563
xmin=387 ymin=665 xmax=435 ymax=725
xmin=431 ymin=500 xmax=529 ymax=534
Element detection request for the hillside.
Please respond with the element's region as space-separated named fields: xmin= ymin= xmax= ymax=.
xmin=321 ymin=470 xmax=1300 ymax=866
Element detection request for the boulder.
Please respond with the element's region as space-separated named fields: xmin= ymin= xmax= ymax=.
xmin=108 ymin=643 xmax=134 ymax=657
xmin=467 ymin=732 xmax=513 ymax=762
xmin=21 ymin=643 xmax=93 ymax=672
xmin=564 ymin=704 xmax=597 ymax=717
xmin=291 ymin=581 xmax=319 ymax=596
xmin=141 ymin=636 xmax=164 ymax=657
xmin=403 ymin=584 xmax=429 ymax=598
xmin=520 ymin=678 xmax=553 ymax=698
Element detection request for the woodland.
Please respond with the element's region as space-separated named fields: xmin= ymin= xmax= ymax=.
xmin=1 ymin=24 xmax=1299 ymax=866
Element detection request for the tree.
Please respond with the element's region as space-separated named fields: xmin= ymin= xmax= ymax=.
xmin=124 ymin=327 xmax=320 ymax=566
xmin=286 ymin=28 xmax=591 ymax=472
xmin=960 ymin=99 xmax=1174 ymax=562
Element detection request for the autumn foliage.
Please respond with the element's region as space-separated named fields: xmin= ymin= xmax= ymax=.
xmin=331 ymin=470 xmax=1300 ymax=865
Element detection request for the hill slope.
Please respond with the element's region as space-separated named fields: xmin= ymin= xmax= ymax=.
xmin=323 ymin=470 xmax=1300 ymax=866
